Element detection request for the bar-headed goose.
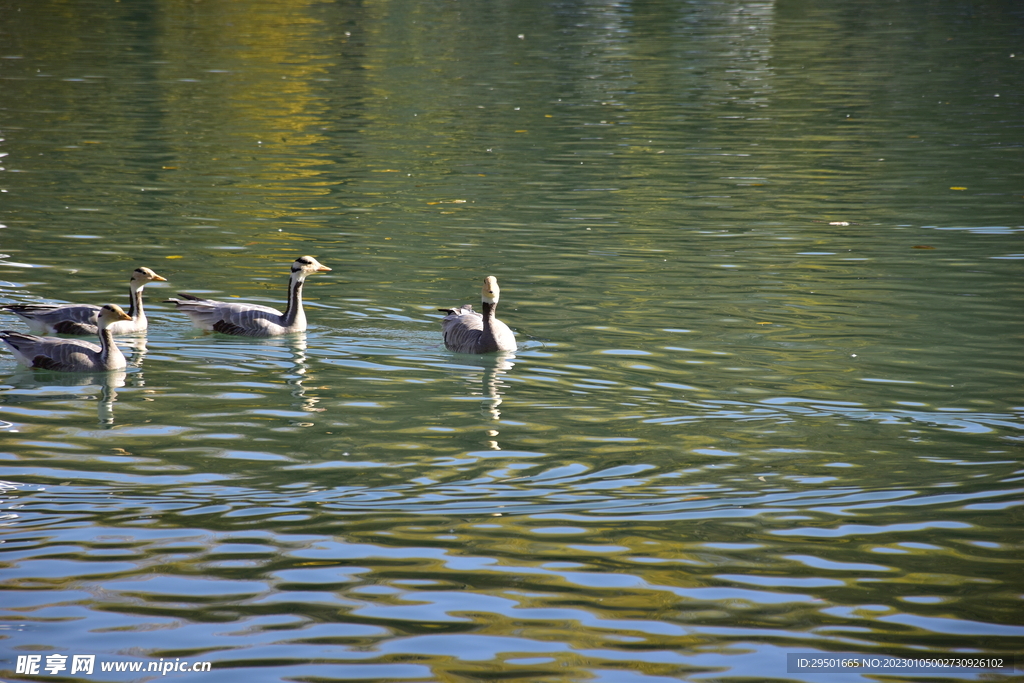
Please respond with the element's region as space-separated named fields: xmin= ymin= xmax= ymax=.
xmin=166 ymin=256 xmax=330 ymax=337
xmin=0 ymin=267 xmax=167 ymax=335
xmin=438 ymin=276 xmax=517 ymax=353
xmin=1 ymin=304 xmax=134 ymax=371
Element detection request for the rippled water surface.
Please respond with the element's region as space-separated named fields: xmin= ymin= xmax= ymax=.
xmin=1 ymin=0 xmax=1022 ymax=680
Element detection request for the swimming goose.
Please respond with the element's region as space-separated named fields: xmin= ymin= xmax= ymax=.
xmin=0 ymin=267 xmax=167 ymax=335
xmin=166 ymin=256 xmax=331 ymax=337
xmin=0 ymin=304 xmax=134 ymax=371
xmin=439 ymin=276 xmax=517 ymax=353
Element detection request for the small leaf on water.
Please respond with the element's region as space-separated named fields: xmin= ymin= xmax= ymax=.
xmin=912 ymin=245 xmax=935 ymax=249
xmin=950 ymin=186 xmax=967 ymax=190
xmin=166 ymin=255 xmax=183 ymax=259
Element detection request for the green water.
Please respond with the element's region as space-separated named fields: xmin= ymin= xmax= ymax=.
xmin=1 ymin=0 xmax=1022 ymax=681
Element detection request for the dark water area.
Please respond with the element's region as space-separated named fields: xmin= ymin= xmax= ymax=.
xmin=1 ymin=0 xmax=1022 ymax=681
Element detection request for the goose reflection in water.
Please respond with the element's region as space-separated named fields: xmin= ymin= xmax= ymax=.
xmin=175 ymin=331 xmax=323 ymax=418
xmin=96 ymin=371 xmax=127 ymax=426
xmin=4 ymin=368 xmax=128 ymax=427
xmin=455 ymin=353 xmax=515 ymax=450
xmin=121 ymin=336 xmax=148 ymax=369
xmin=283 ymin=336 xmax=325 ymax=415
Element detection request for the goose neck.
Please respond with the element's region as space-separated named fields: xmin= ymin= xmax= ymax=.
xmin=280 ymin=273 xmax=306 ymax=327
xmin=479 ymin=301 xmax=498 ymax=350
xmin=98 ymin=325 xmax=123 ymax=368
xmin=128 ymin=283 xmax=144 ymax=320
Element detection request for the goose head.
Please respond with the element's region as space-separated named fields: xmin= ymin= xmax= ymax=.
xmin=130 ymin=267 xmax=168 ymax=287
xmin=292 ymin=256 xmax=331 ymax=277
xmin=97 ymin=304 xmax=133 ymax=328
xmin=482 ymin=275 xmax=500 ymax=304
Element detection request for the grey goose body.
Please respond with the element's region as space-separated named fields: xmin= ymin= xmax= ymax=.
xmin=0 ymin=304 xmax=134 ymax=372
xmin=0 ymin=267 xmax=166 ymax=336
xmin=439 ymin=276 xmax=517 ymax=353
xmin=166 ymin=256 xmax=330 ymax=337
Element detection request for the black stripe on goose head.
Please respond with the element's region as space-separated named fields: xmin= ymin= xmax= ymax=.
xmin=291 ymin=256 xmax=331 ymax=273
xmin=131 ymin=267 xmax=167 ymax=282
xmin=292 ymin=256 xmax=315 ymax=271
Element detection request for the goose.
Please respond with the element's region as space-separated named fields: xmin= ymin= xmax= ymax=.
xmin=166 ymin=256 xmax=331 ymax=337
xmin=0 ymin=304 xmax=134 ymax=371
xmin=439 ymin=276 xmax=517 ymax=353
xmin=0 ymin=267 xmax=167 ymax=335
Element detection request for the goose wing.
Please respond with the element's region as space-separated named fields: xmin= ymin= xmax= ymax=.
xmin=1 ymin=303 xmax=101 ymax=335
xmin=212 ymin=319 xmax=250 ymax=335
xmin=0 ymin=331 xmax=103 ymax=371
xmin=440 ymin=307 xmax=487 ymax=353
xmin=167 ymin=295 xmax=286 ymax=336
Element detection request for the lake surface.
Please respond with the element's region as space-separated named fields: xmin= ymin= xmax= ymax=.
xmin=1 ymin=0 xmax=1022 ymax=681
